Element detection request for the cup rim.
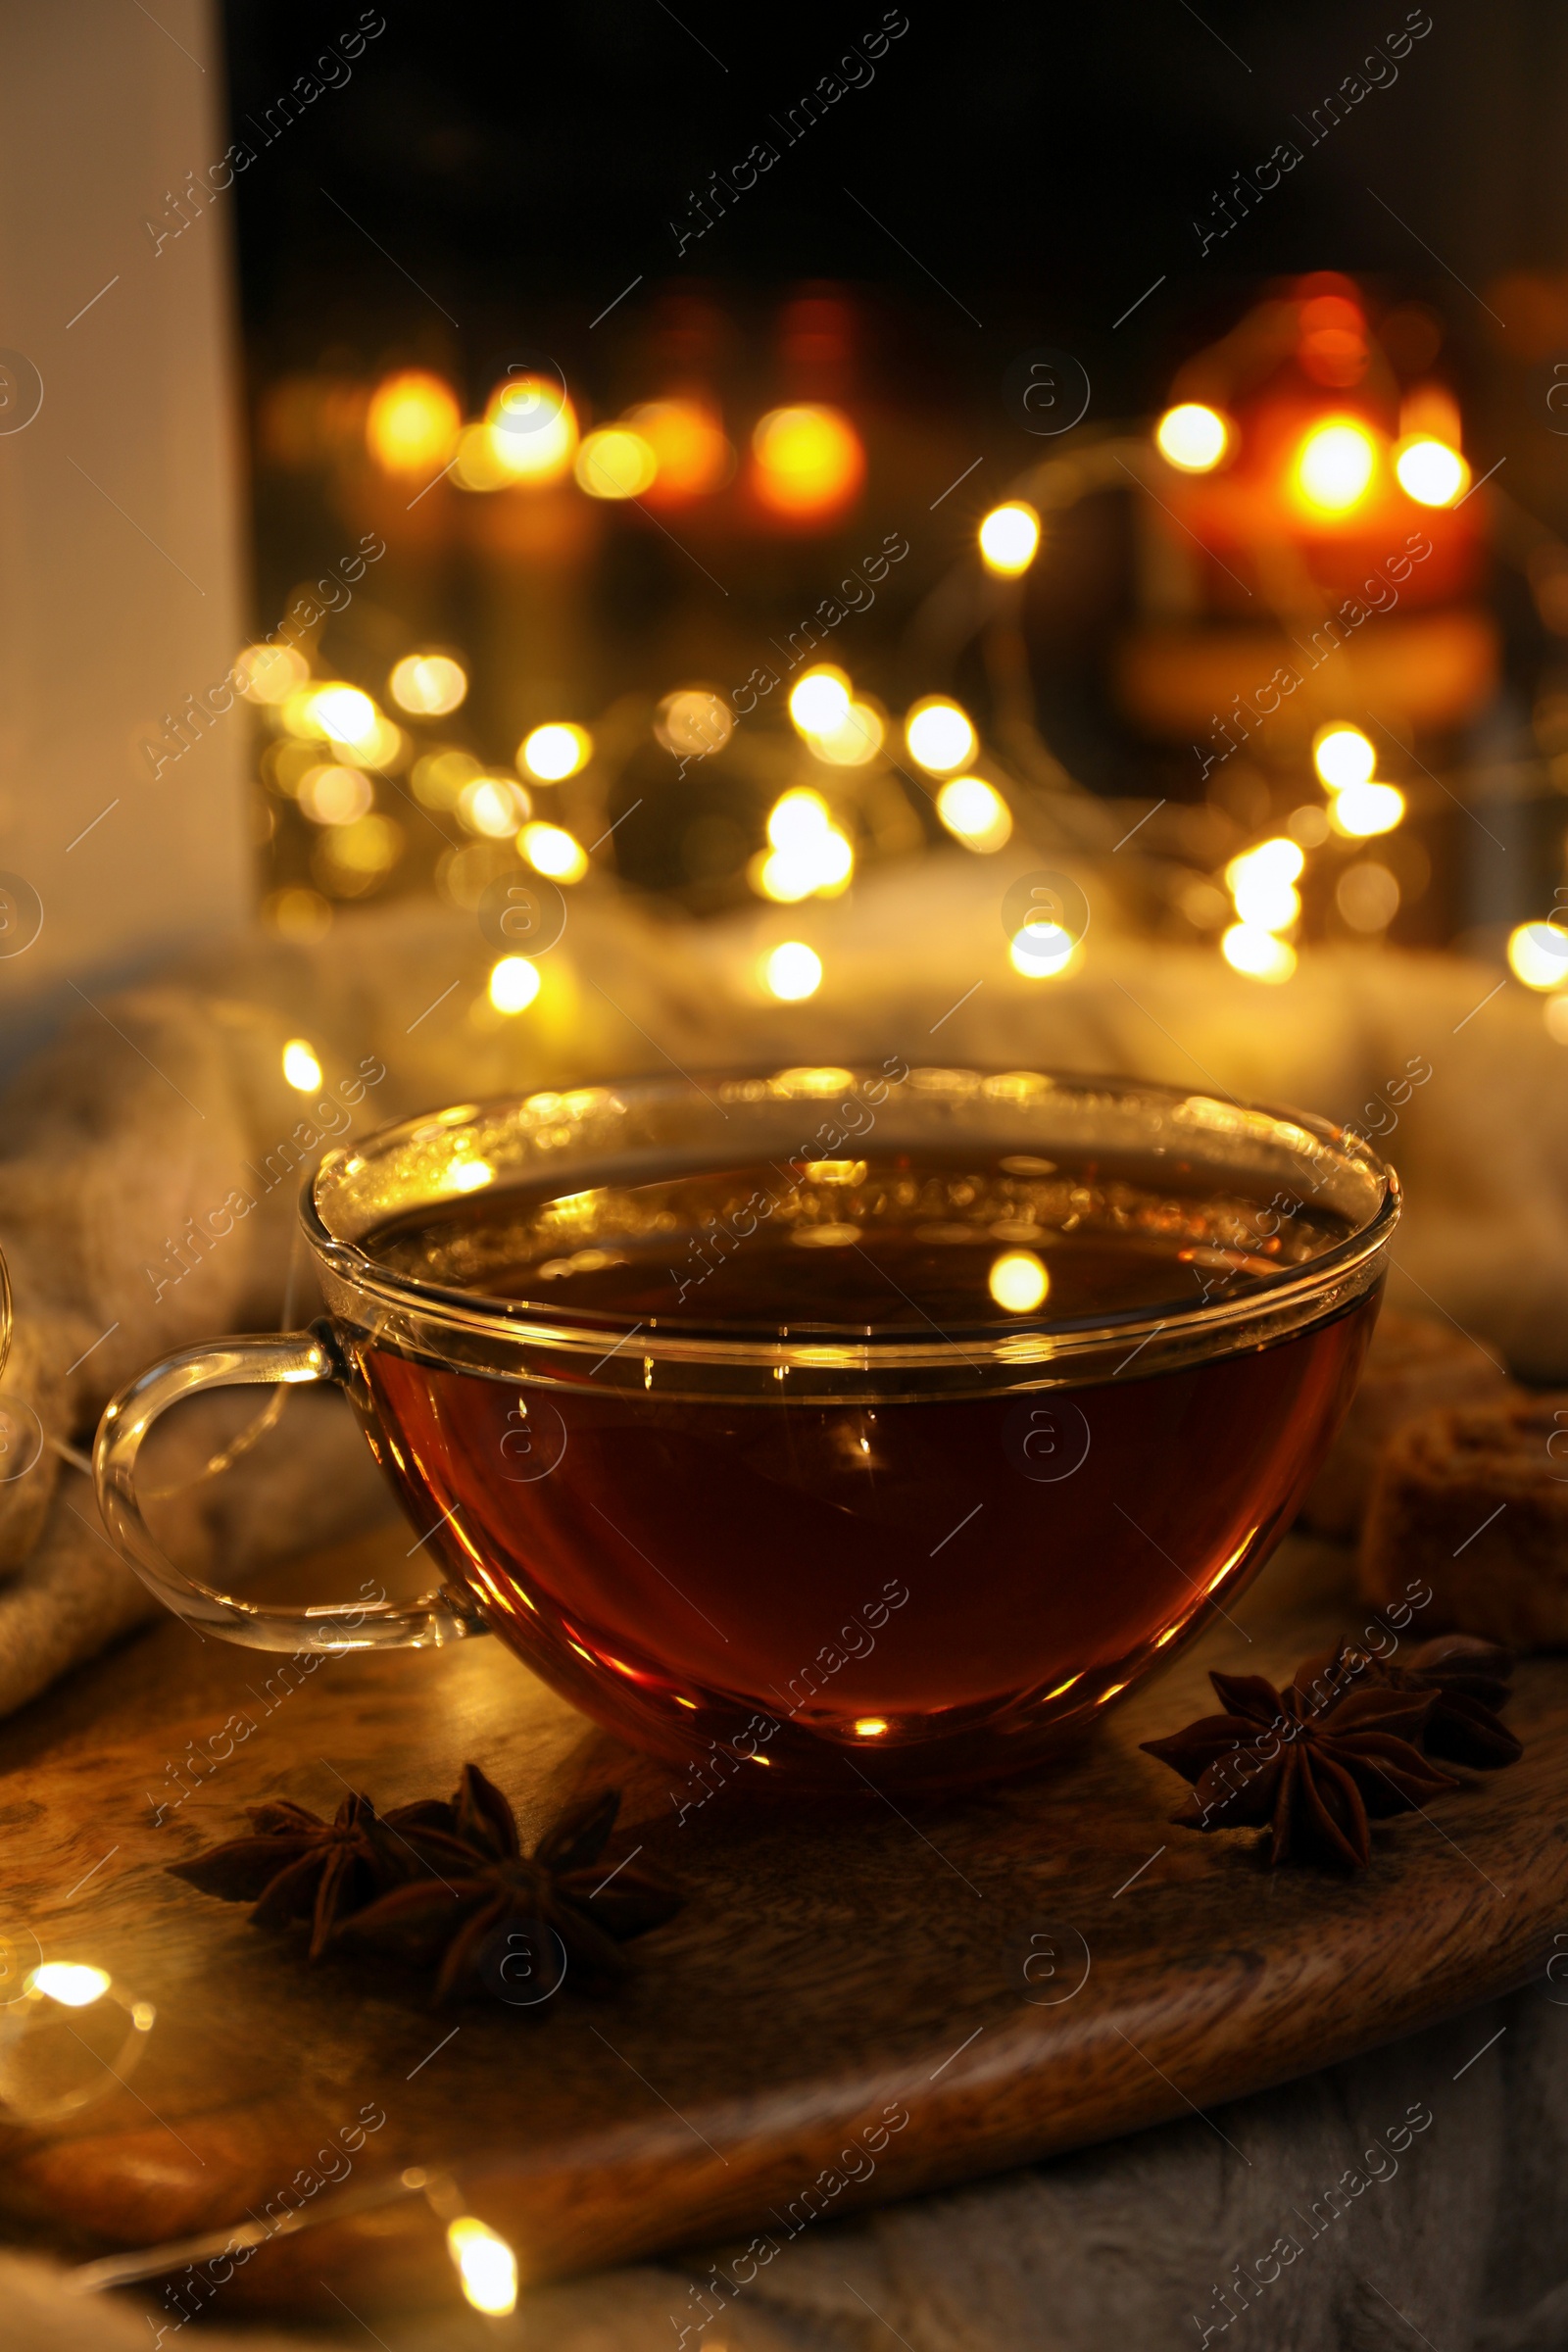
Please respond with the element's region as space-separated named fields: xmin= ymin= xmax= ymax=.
xmin=300 ymin=1067 xmax=1399 ymax=1375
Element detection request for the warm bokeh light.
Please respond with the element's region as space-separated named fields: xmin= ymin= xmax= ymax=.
xmin=1293 ymin=418 xmax=1377 ymax=514
xmin=655 ymin=690 xmax=733 ymax=759
xmin=278 ymin=685 xmax=400 ymax=770
xmin=1546 ymin=993 xmax=1568 ymax=1044
xmin=1009 ymin=921 xmax=1076 ymax=978
xmin=389 ymin=654 xmax=467 ymax=717
xmin=236 ymin=643 xmax=309 ymax=705
xmin=1222 ymin=923 xmax=1298 ymax=981
xmin=854 ymin=1717 xmax=890 ymax=1738
xmin=756 ymin=855 xmax=810 ymax=905
xmin=760 ymin=837 xmax=853 ymax=901
xmin=288 ymin=683 xmax=378 ymax=749
xmin=575 ymin=426 xmax=658 ymax=500
xmin=788 ymin=665 xmax=853 ymax=737
xmin=625 ymin=399 xmax=731 ymax=499
xmin=483 ymin=376 xmax=577 ymax=484
xmin=28 ymin=1963 xmax=111 ymax=2008
xmin=445 ymin=1158 xmax=494 ymax=1194
xmin=905 ymin=698 xmax=977 ymax=775
xmin=520 ymin=722 xmax=592 ymax=781
xmin=1226 ymin=837 xmax=1305 ymax=889
xmin=520 ymin=821 xmax=588 ymax=882
xmin=978 ymin=502 xmax=1041 ymax=576
xmin=759 ymin=792 xmax=853 ymax=899
xmin=365 ymin=369 xmax=461 ymax=475
xmin=459 ymin=777 xmax=527 ymax=839
xmin=1395 ymin=436 xmax=1468 ymax=508
xmin=298 ymin=765 xmax=374 ymax=827
xmin=988 ymin=1250 xmax=1050 ymax=1312
xmin=751 ymin=404 xmax=865 ymax=518
xmin=937 ymin=776 xmax=1012 ymax=853
xmin=1232 ymin=873 xmax=1300 ymax=931
xmin=1331 ymin=780 xmax=1406 ymax=838
xmin=1312 ymin=724 xmax=1376 ymax=791
xmin=281 ymin=1039 xmax=322 ymax=1093
xmin=762 ymin=940 xmax=823 ymax=1000
xmin=813 ymin=702 xmax=884 ymax=765
xmin=278 ymin=685 xmax=332 ymax=741
xmin=1155 ymin=403 xmax=1230 ymax=472
xmin=1226 ymin=838 xmax=1304 ymax=932
xmin=1287 ymin=804 xmax=1332 ymax=848
xmin=1508 ymin=919 xmax=1568 ymax=990
xmin=446 ymin=2218 xmax=518 ymax=2319
xmin=767 ymin=787 xmax=832 ymax=852
xmin=488 ymin=956 xmax=542 ymax=1013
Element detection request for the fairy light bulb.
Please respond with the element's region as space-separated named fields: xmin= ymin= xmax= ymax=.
xmin=519 ymin=723 xmax=591 ymax=782
xmin=1222 ymin=925 xmax=1297 ymax=982
xmin=1155 ymin=404 xmax=1230 ymax=472
xmin=488 ymin=956 xmax=541 ymax=1012
xmin=762 ymin=941 xmax=822 ymax=1000
xmin=978 ymin=502 xmax=1041 ymax=575
xmin=281 ymin=1040 xmax=322 ymax=1092
xmin=905 ymin=698 xmax=977 ymax=775
xmin=788 ymin=666 xmax=852 ymax=737
xmin=1009 ymin=923 xmax=1075 ymax=978
xmin=1508 ymin=921 xmax=1568 ymax=991
xmin=1293 ymin=419 xmax=1377 ymax=514
xmin=446 ymin=2218 xmax=517 ymax=2317
xmin=1313 ymin=725 xmax=1376 ymax=791
xmin=1395 ymin=437 xmax=1468 ymax=508
xmin=519 ymin=822 xmax=588 ymax=882
xmin=936 ymin=776 xmax=1012 ymax=853
xmin=1330 ymin=782 xmax=1405 ymax=838
xmin=389 ymin=654 xmax=467 ymax=716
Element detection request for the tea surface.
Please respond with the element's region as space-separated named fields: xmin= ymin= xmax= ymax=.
xmin=366 ymin=1151 xmax=1355 ymax=1332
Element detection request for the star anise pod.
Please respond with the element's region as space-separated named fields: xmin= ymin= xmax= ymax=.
xmin=333 ymin=1766 xmax=683 ymax=2006
xmin=1142 ymin=1669 xmax=1460 ymax=1870
xmin=1298 ymin=1636 xmax=1521 ymax=1769
xmin=170 ymin=1790 xmax=409 ymax=1958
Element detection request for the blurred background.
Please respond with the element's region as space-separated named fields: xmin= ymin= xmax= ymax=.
xmin=217 ymin=0 xmax=1568 ymax=1016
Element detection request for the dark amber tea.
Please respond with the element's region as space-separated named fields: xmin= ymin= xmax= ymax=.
xmin=352 ymin=1148 xmax=1379 ymax=1790
xmin=99 ymin=1071 xmax=1397 ymax=1798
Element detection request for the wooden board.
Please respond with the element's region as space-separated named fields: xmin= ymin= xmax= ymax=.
xmin=0 ymin=1523 xmax=1561 ymax=2320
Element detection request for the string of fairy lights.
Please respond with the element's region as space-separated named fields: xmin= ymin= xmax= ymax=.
xmin=241 ymin=368 xmax=1568 ymax=1033
xmin=1152 ymin=395 xmax=1565 ymax=1021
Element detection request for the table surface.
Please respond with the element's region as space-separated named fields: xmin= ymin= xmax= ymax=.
xmin=0 ymin=1524 xmax=1558 ymax=2321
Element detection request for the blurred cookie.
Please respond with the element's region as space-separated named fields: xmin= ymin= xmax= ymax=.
xmin=1359 ymin=1395 xmax=1568 ymax=1647
xmin=1300 ymin=1306 xmax=1514 ymax=1540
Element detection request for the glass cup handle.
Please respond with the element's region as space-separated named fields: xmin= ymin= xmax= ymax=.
xmin=93 ymin=1323 xmax=489 ymax=1654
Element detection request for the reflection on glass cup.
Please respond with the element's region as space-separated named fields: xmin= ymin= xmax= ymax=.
xmin=97 ymin=1069 xmax=1396 ymax=1796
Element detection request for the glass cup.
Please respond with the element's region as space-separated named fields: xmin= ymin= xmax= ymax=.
xmin=95 ymin=1067 xmax=1397 ymax=1795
